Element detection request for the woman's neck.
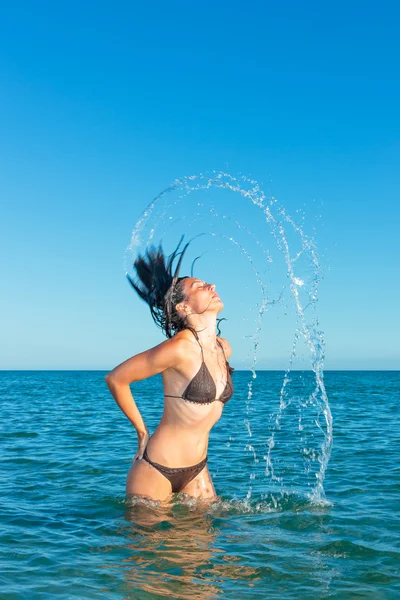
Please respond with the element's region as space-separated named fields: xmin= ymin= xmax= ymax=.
xmin=189 ymin=323 xmax=218 ymax=349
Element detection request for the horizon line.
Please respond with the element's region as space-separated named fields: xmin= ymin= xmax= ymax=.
xmin=1 ymin=369 xmax=399 ymax=373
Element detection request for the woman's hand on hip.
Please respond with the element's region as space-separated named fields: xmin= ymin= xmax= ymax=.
xmin=133 ymin=426 xmax=150 ymax=462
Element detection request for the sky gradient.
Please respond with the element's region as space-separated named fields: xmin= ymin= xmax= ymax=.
xmin=1 ymin=1 xmax=399 ymax=370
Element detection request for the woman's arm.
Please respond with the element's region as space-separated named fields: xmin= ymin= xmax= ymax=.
xmin=104 ymin=336 xmax=186 ymax=436
xmin=104 ymin=378 xmax=148 ymax=437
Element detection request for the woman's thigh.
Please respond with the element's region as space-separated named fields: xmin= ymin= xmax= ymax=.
xmin=178 ymin=463 xmax=217 ymax=499
xmin=126 ymin=457 xmax=173 ymax=502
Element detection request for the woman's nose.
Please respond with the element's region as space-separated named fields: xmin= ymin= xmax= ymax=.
xmin=209 ymin=283 xmax=216 ymax=292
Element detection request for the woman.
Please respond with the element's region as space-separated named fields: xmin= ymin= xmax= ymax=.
xmin=105 ymin=236 xmax=235 ymax=502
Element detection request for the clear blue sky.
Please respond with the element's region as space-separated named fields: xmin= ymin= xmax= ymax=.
xmin=1 ymin=1 xmax=399 ymax=370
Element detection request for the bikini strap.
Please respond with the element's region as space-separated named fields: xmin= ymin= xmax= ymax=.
xmin=216 ymin=338 xmax=227 ymax=362
xmin=189 ymin=328 xmax=204 ymax=360
xmin=191 ymin=331 xmax=226 ymax=363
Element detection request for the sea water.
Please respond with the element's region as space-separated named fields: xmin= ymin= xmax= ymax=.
xmin=1 ymin=370 xmax=399 ymax=599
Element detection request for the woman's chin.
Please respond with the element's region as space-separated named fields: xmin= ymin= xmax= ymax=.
xmin=208 ymin=297 xmax=224 ymax=313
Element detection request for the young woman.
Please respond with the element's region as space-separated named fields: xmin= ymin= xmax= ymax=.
xmin=105 ymin=237 xmax=235 ymax=502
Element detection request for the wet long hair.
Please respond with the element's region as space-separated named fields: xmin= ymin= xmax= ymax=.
xmin=126 ymin=235 xmax=225 ymax=338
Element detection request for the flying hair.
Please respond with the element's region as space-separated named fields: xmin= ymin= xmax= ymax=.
xmin=126 ymin=234 xmax=226 ymax=338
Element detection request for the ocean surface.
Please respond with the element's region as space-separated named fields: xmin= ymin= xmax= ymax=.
xmin=1 ymin=370 xmax=399 ymax=599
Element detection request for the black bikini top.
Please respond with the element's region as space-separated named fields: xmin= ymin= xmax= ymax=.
xmin=164 ymin=329 xmax=235 ymax=405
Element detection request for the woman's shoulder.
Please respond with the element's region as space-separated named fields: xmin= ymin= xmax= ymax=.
xmin=172 ymin=330 xmax=232 ymax=359
xmin=171 ymin=329 xmax=199 ymax=351
xmin=173 ymin=329 xmax=196 ymax=342
xmin=217 ymin=336 xmax=232 ymax=359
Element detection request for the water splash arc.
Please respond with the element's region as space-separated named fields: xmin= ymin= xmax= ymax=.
xmin=124 ymin=170 xmax=333 ymax=504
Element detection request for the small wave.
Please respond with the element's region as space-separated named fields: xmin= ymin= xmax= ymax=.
xmin=313 ymin=539 xmax=400 ymax=560
xmin=123 ymin=489 xmax=333 ymax=516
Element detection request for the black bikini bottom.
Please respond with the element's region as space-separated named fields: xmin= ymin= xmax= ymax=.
xmin=142 ymin=445 xmax=208 ymax=493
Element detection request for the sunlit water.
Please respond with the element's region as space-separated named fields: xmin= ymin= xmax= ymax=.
xmin=1 ymin=370 xmax=399 ymax=599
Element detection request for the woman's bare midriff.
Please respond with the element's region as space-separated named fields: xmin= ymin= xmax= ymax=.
xmin=145 ymin=397 xmax=224 ymax=467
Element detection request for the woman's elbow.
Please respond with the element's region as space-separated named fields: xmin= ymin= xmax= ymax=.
xmin=105 ymin=371 xmax=118 ymax=386
xmin=105 ymin=371 xmax=131 ymax=387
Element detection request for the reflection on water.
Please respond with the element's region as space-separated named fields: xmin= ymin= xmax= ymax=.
xmin=116 ymin=496 xmax=263 ymax=599
xmin=95 ymin=492 xmax=332 ymax=599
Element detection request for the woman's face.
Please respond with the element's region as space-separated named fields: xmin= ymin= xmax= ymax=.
xmin=178 ymin=277 xmax=223 ymax=316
